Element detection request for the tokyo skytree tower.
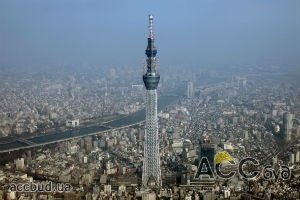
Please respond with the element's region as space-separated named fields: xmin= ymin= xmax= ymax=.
xmin=142 ymin=14 xmax=161 ymax=187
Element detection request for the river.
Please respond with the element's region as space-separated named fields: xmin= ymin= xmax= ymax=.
xmin=0 ymin=95 xmax=178 ymax=152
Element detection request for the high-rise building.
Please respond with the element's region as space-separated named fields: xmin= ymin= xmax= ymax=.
xmin=142 ymin=15 xmax=161 ymax=187
xmin=244 ymin=130 xmax=249 ymax=140
xmin=190 ymin=138 xmax=216 ymax=187
xmin=283 ymin=112 xmax=293 ymax=142
xmin=198 ymin=139 xmax=216 ymax=172
xmin=296 ymin=151 xmax=300 ymax=163
xmin=187 ymin=81 xmax=194 ymax=99
xmin=289 ymin=153 xmax=295 ymax=165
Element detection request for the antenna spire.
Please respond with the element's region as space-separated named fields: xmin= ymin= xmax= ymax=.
xmin=148 ymin=14 xmax=154 ymax=39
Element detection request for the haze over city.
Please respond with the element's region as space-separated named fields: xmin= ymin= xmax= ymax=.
xmin=1 ymin=0 xmax=300 ymax=71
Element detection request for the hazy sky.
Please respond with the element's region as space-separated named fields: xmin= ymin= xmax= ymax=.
xmin=0 ymin=0 xmax=299 ymax=70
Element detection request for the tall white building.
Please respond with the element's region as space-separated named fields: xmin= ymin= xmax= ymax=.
xmin=187 ymin=81 xmax=194 ymax=99
xmin=295 ymin=151 xmax=300 ymax=163
xmin=283 ymin=112 xmax=293 ymax=142
xmin=290 ymin=153 xmax=295 ymax=165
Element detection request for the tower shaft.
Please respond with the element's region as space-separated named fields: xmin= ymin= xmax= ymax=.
xmin=142 ymin=15 xmax=161 ymax=187
xmin=143 ymin=89 xmax=161 ymax=186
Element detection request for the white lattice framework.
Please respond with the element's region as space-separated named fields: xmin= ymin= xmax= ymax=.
xmin=142 ymin=89 xmax=161 ymax=186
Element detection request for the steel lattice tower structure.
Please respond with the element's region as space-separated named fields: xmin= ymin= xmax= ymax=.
xmin=142 ymin=14 xmax=161 ymax=187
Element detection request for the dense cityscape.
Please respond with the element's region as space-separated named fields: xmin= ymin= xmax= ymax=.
xmin=1 ymin=1 xmax=300 ymax=200
xmin=1 ymin=62 xmax=300 ymax=199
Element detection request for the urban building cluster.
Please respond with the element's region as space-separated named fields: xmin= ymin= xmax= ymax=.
xmin=0 ymin=15 xmax=300 ymax=200
xmin=0 ymin=69 xmax=146 ymax=137
xmin=0 ymin=74 xmax=300 ymax=199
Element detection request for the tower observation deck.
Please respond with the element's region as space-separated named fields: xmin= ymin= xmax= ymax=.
xmin=142 ymin=14 xmax=161 ymax=187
